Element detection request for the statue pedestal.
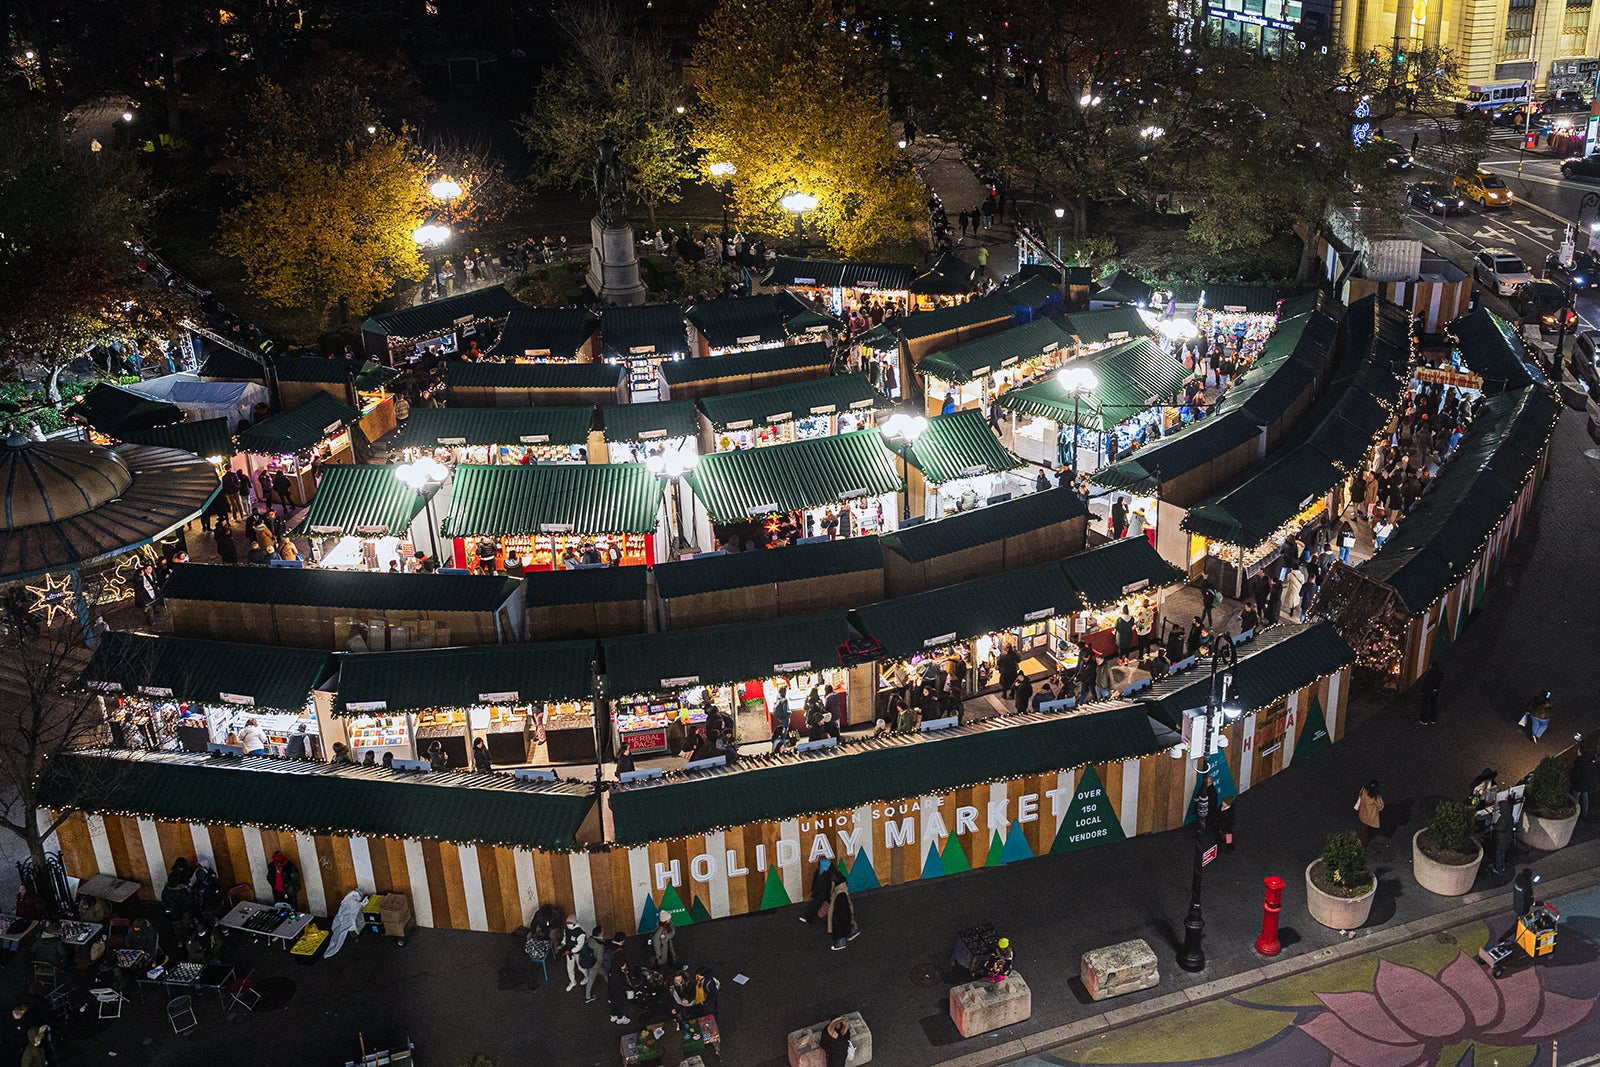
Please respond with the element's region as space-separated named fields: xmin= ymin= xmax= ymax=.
xmin=587 ymin=216 xmax=647 ymax=306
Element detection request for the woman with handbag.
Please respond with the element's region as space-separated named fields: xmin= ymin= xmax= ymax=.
xmin=826 ymin=870 xmax=858 ymax=951
xmin=821 ymin=1016 xmax=854 ymax=1067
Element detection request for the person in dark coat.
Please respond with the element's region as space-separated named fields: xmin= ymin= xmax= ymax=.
xmin=1216 ymin=796 xmax=1236 ymax=852
xmin=799 ymin=858 xmax=833 ymax=923
xmin=472 ymin=738 xmax=492 ymax=773
xmin=995 ymin=643 xmax=1020 ymax=699
xmin=1418 ymin=662 xmax=1443 ymax=725
xmin=1571 ymin=745 xmax=1598 ymax=819
xmin=1077 ymin=643 xmax=1100 ymax=700
xmin=820 ymin=1016 xmax=854 ymax=1067
xmin=1012 ymin=675 xmax=1033 ymax=717
xmin=826 ymin=870 xmax=857 ymax=950
xmin=213 ymin=518 xmax=239 ymax=564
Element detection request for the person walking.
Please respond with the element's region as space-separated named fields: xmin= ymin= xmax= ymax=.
xmin=1492 ymin=796 xmax=1515 ymax=873
xmin=558 ymin=916 xmax=586 ymax=991
xmin=996 ymin=643 xmax=1020 ymax=699
xmin=1355 ymin=780 xmax=1384 ymax=847
xmin=579 ymin=926 xmax=603 ymax=1003
xmin=799 ymin=858 xmax=833 ymax=923
xmin=1521 ymin=691 xmax=1552 ymax=743
xmin=1114 ymin=607 xmax=1136 ymax=657
xmin=651 ymin=913 xmax=677 ymax=965
xmin=1013 ymin=674 xmax=1034 ymax=717
xmin=238 ymin=718 xmax=267 ymax=756
xmin=826 ymin=869 xmax=858 ymax=950
xmin=1571 ymin=745 xmax=1598 ymax=818
xmin=1198 ymin=576 xmax=1216 ymax=627
xmin=1216 ymin=796 xmax=1236 ymax=852
xmin=214 ymin=517 xmax=239 ymax=564
xmin=1417 ymin=662 xmax=1443 ymax=725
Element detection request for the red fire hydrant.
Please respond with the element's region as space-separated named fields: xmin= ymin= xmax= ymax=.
xmin=1256 ymin=876 xmax=1285 ymax=956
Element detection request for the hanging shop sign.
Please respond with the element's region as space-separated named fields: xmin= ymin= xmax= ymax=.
xmin=736 ymin=335 xmax=763 ymax=345
xmin=347 ymin=700 xmax=388 ymax=713
xmin=540 ymin=523 xmax=575 ymax=534
xmin=773 ymin=660 xmax=813 ymax=673
xmin=139 ymin=686 xmax=174 ymax=698
xmin=219 ymin=693 xmax=255 ymax=706
xmin=661 ymin=675 xmax=701 ymax=688
xmin=478 ymin=691 xmax=519 ymax=703
xmin=924 ymin=632 xmax=959 ymax=648
xmin=1023 ymin=608 xmax=1055 ymax=622
xmin=519 ymin=435 xmax=550 ymax=444
xmin=1122 ymin=579 xmax=1151 ymax=595
xmin=1206 ymin=5 xmax=1295 ymax=30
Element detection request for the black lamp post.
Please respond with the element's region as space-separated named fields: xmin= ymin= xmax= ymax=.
xmin=1176 ymin=633 xmax=1240 ymax=973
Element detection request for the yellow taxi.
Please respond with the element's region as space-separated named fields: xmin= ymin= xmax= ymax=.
xmin=1454 ymin=168 xmax=1513 ymax=208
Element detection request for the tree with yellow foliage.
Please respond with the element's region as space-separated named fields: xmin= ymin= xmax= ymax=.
xmin=693 ymin=0 xmax=925 ymax=260
xmin=217 ymin=78 xmax=430 ymax=321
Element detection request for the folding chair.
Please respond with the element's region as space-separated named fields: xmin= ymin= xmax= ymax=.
xmin=167 ymin=994 xmax=198 ymax=1035
xmin=91 ymin=987 xmax=128 ymax=1020
xmin=32 ymin=961 xmax=62 ymax=989
xmin=107 ymin=918 xmax=131 ymax=951
xmin=227 ymin=884 xmax=253 ymax=906
xmin=225 ymin=970 xmax=260 ymax=1013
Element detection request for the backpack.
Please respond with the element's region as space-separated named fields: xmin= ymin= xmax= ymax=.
xmin=578 ymin=940 xmax=597 ymax=969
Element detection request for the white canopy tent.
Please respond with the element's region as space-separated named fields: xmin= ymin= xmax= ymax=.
xmin=125 ymin=373 xmax=268 ymax=432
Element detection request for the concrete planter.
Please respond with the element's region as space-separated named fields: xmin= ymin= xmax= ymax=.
xmin=1305 ymin=860 xmax=1376 ymax=930
xmin=1520 ymin=809 xmax=1579 ymax=852
xmin=1411 ymin=829 xmax=1481 ymax=897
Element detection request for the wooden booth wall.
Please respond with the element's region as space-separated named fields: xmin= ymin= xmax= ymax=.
xmin=883 ymin=514 xmax=1087 ymax=598
xmin=526 ymin=597 xmax=653 ymax=641
xmin=660 ymin=365 xmax=831 ymax=402
xmin=50 ymin=668 xmax=1347 ymax=937
xmin=448 ymin=383 xmax=629 ymax=408
xmin=1345 ymin=277 xmax=1470 ymax=336
xmin=167 ymin=598 xmax=515 ymax=650
xmin=1397 ymin=460 xmax=1542 ymax=687
xmin=659 ymin=569 xmax=887 ymax=631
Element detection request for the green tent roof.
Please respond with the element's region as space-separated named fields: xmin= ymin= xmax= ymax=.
xmin=72 ymin=384 xmax=183 ymax=436
xmin=598 ymin=401 xmax=699 ymax=443
xmin=40 ymin=752 xmax=593 ymax=850
xmin=1198 ymin=284 xmax=1281 ymax=314
xmin=1092 ymin=416 xmax=1263 ymax=493
xmin=766 ymin=257 xmax=917 ymax=291
xmin=909 ymin=252 xmax=980 ymax=296
xmin=880 ymin=487 xmax=1086 ymax=563
xmin=1139 ymin=622 xmax=1355 ymax=728
xmin=442 ymin=463 xmax=660 ymax=537
xmin=684 ymin=428 xmax=902 ymax=522
xmin=608 ymin=703 xmax=1163 ymax=843
xmin=916 ymin=318 xmax=1069 ymax=384
xmin=892 ymin=408 xmax=1022 ymax=484
xmin=237 ymin=392 xmax=361 ymax=455
xmin=1447 ymin=307 xmax=1540 ymax=394
xmin=1094 ymin=271 xmax=1155 ymax=306
xmin=851 ymin=560 xmax=1083 ymax=657
xmin=117 ymin=417 xmax=236 ymax=459
xmin=403 ymin=406 xmax=594 ymax=448
xmin=447 ymin=360 xmax=624 ymax=393
xmin=1277 ymin=288 xmax=1340 ymax=320
xmin=600 ymin=304 xmax=689 ymax=361
xmin=896 ymin=292 xmax=1015 ymax=341
xmin=658 ymin=342 xmax=831 ymax=386
xmin=198 ymin=348 xmax=268 ymax=381
xmin=335 ymin=640 xmax=596 ymax=713
xmin=161 ymin=562 xmax=521 ymax=612
xmin=686 ymin=296 xmax=788 ymax=348
xmin=653 ymin=536 xmax=883 ymax=599
xmin=1363 ymin=386 xmax=1559 ymax=612
xmin=295 ymin=464 xmax=430 ymax=536
xmin=602 ymin=611 xmax=859 ymax=695
xmin=523 ymin=564 xmax=651 ymax=608
xmin=1062 ymin=306 xmax=1154 ymax=347
xmin=81 ymin=631 xmax=333 ymax=710
xmin=362 ymin=286 xmax=525 ymax=338
xmin=774 ymin=290 xmax=843 ymax=335
xmin=485 ymin=307 xmax=598 ymax=360
xmin=1181 ymin=447 xmax=1344 ymax=548
xmin=999 ymin=275 xmax=1060 ymax=311
xmin=1057 ymin=536 xmax=1189 ymax=609
xmin=996 ymin=338 xmax=1192 ymax=430
xmin=698 ymin=374 xmax=888 ymax=431
xmin=273 ymin=356 xmax=394 ymax=390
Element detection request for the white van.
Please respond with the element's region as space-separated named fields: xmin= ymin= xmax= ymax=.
xmin=1455 ymin=80 xmax=1531 ymax=115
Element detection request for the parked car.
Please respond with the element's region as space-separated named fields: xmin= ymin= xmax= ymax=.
xmin=1568 ymin=329 xmax=1600 ymax=397
xmin=1491 ymin=101 xmax=1546 ymax=128
xmin=1406 ymin=181 xmax=1468 ymax=215
xmin=1368 ymin=137 xmax=1414 ymax=171
xmin=1544 ymin=251 xmax=1600 ymax=292
xmin=1472 ymin=247 xmax=1534 ymax=295
xmin=1511 ymin=280 xmax=1577 ymax=333
xmin=1560 ymin=155 xmax=1600 ymax=181
xmin=1455 ymin=168 xmax=1513 ymax=207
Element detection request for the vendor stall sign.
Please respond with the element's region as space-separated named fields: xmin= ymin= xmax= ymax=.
xmin=849 ymin=399 xmax=876 ymax=410
xmin=323 ymin=420 xmax=344 ymax=437
xmin=347 ymin=700 xmax=388 ymax=712
xmin=924 ymin=632 xmax=959 ymax=648
xmin=837 ymin=487 xmax=869 ymax=500
xmin=1023 ymin=608 xmax=1055 ymax=622
xmin=518 ymin=435 xmax=550 ymax=444
xmin=727 ymin=420 xmax=755 ymax=430
xmin=629 ymin=345 xmax=657 ymax=355
xmin=808 ymin=405 xmax=836 ymax=415
xmin=794 ymin=277 xmax=818 ymax=285
xmin=638 ymin=429 xmax=669 ymax=440
xmin=1417 ymin=366 xmax=1481 ymax=390
xmin=478 ymin=691 xmax=519 ymax=703
xmin=138 ymin=686 xmax=174 ymax=698
xmin=87 ymin=680 xmax=122 ymax=693
xmin=540 ymin=523 xmax=575 ymax=534
xmin=745 ymin=503 xmax=778 ymax=516
xmin=523 ymin=348 xmax=552 ymax=358
xmin=1107 ymin=331 xmax=1131 ymax=342
xmin=855 ymin=280 xmax=879 ymax=290
xmin=960 ymin=464 xmax=990 ymax=478
xmin=766 ymin=411 xmax=795 ymax=423
xmin=661 ymin=675 xmax=701 ymax=687
xmin=1223 ymin=305 xmax=1249 ymax=314
xmin=773 ymin=660 xmax=813 ymax=673
xmin=1121 ymin=579 xmax=1150 ymax=595
xmin=736 ymin=335 xmax=763 ymax=345
xmin=219 ymin=693 xmax=255 ymax=706
xmin=438 ymin=437 xmax=467 ymax=446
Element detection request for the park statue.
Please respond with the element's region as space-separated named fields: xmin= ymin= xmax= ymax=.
xmin=594 ymin=136 xmax=629 ymax=225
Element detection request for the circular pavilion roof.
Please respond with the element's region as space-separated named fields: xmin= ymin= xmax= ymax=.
xmin=0 ymin=435 xmax=221 ymax=586
xmin=2 ymin=436 xmax=135 ymax=530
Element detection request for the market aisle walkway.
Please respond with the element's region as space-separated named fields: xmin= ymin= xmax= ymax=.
xmin=16 ymin=414 xmax=1600 ymax=1067
xmin=905 ymin=129 xmax=1020 ymax=283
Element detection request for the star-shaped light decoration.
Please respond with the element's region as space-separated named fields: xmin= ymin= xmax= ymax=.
xmin=26 ymin=572 xmax=78 ymax=625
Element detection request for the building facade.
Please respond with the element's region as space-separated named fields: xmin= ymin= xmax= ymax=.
xmin=1333 ymin=0 xmax=1600 ymax=88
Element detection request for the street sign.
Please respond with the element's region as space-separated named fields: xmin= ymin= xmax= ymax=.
xmin=1203 ymin=846 xmax=1219 ymax=867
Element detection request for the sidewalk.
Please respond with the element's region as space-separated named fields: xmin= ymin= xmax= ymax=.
xmin=905 ymin=132 xmax=1021 ymax=283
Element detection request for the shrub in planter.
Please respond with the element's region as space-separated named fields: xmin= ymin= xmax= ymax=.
xmin=1522 ymin=756 xmax=1580 ymax=850
xmin=1414 ymin=799 xmax=1482 ymax=896
xmin=1306 ymin=831 xmax=1378 ymax=929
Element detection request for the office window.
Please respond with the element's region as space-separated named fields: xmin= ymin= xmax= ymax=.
xmin=1562 ymin=0 xmax=1592 ymax=56
xmin=1503 ymin=0 xmax=1535 ymax=60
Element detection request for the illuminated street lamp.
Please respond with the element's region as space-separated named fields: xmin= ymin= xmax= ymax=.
xmin=1056 ymin=366 xmax=1099 ymax=481
xmin=412 ymin=223 xmax=451 ymax=299
xmin=430 ymin=178 xmax=463 ymax=204
xmin=781 ymin=190 xmax=818 ymax=242
xmin=394 ymin=456 xmax=450 ymax=562
xmin=647 ymin=442 xmax=700 ymax=555
xmin=882 ymin=412 xmax=928 ymax=522
xmin=710 ymin=163 xmax=737 ymax=245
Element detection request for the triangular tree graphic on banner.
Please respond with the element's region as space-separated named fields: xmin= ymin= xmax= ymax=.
xmin=920 ymin=841 xmax=946 ymax=880
xmin=1430 ymin=613 xmax=1453 ymax=665
xmin=984 ymin=831 xmax=1005 ymax=868
xmin=1473 ymin=572 xmax=1486 ymax=615
xmin=941 ymin=835 xmax=971 ymax=874
xmin=658 ymin=882 xmax=693 ymax=926
xmin=638 ymin=895 xmax=660 ymax=934
xmin=690 ymin=897 xmax=714 ymax=924
xmin=845 ymin=850 xmax=881 ymax=892
xmin=1051 ymin=765 xmax=1125 ymax=853
xmin=1185 ymin=750 xmax=1238 ymax=824
xmin=999 ymin=818 xmax=1035 ymax=864
xmin=758 ymin=867 xmax=791 ymax=910
xmin=1292 ymin=695 xmax=1332 ymax=763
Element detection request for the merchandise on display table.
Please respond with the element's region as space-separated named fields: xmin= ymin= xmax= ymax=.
xmin=463 ymin=531 xmax=650 ymax=572
xmin=318 ymin=534 xmax=413 ymax=573
xmin=713 ymin=409 xmax=871 ymax=452
xmin=346 ymin=714 xmax=414 ymax=760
